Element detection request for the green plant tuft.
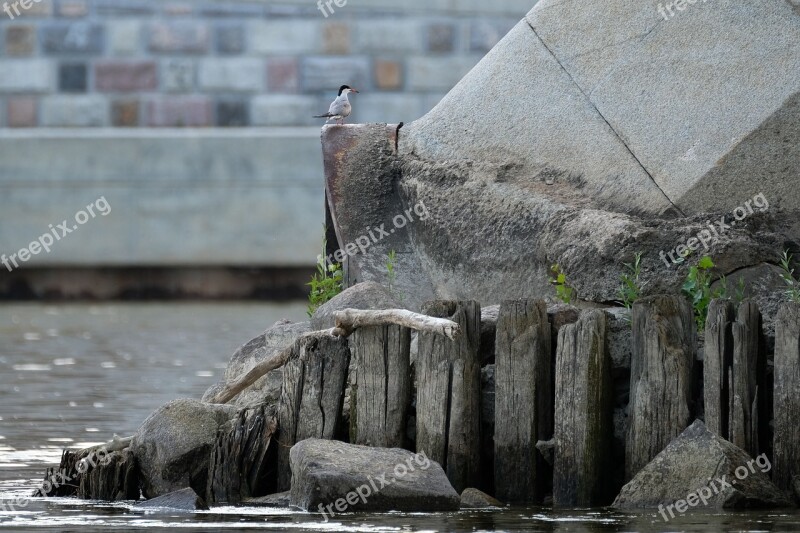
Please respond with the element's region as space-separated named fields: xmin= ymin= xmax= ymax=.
xmin=733 ymin=276 xmax=747 ymax=306
xmin=682 ymin=255 xmax=726 ymax=331
xmin=617 ymin=252 xmax=645 ymax=309
xmin=779 ymin=250 xmax=800 ymax=303
xmin=307 ymin=230 xmax=344 ymax=317
xmin=550 ymin=263 xmax=576 ymax=304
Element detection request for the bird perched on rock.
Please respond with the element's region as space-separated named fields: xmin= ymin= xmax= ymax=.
xmin=314 ymin=85 xmax=359 ymax=125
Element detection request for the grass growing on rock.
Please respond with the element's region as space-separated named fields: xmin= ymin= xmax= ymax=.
xmin=617 ymin=252 xmax=645 ymax=310
xmin=550 ymin=263 xmax=576 ymax=304
xmin=307 ymin=233 xmax=344 ymax=317
xmin=779 ymin=250 xmax=800 ymax=303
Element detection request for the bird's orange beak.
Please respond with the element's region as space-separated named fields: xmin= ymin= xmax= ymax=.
xmin=351 ymin=88 xmax=359 ymax=94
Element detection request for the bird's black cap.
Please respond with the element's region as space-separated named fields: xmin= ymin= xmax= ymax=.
xmin=338 ymin=85 xmax=352 ymax=96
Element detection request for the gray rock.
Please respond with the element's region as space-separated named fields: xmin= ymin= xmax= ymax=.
xmin=244 ymin=491 xmax=292 ymax=508
xmin=480 ymin=364 xmax=495 ymax=433
xmin=289 ymin=439 xmax=460 ymax=512
xmin=460 ymin=487 xmax=503 ymax=509
xmin=480 ymin=305 xmax=499 ymax=364
xmin=613 ymin=420 xmax=792 ymax=510
xmin=547 ymin=302 xmax=580 ymax=343
xmin=202 ymin=319 xmax=310 ymax=408
xmin=480 ymin=363 xmax=495 ymax=488
xmin=310 ymin=281 xmax=398 ymax=330
xmin=136 ymin=487 xmax=208 ymax=511
xmin=131 ymin=399 xmax=238 ymax=499
xmin=793 ymin=476 xmax=800 ymax=504
xmin=605 ymin=307 xmax=632 ymax=369
xmin=535 ymin=438 xmax=555 ymax=467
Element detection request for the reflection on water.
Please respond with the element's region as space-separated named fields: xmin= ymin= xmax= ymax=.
xmin=1 ymin=303 xmax=799 ymax=532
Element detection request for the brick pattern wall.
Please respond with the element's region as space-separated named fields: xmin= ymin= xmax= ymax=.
xmin=0 ymin=0 xmax=526 ymax=128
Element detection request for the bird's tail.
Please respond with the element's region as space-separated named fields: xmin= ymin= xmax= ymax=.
xmin=313 ymin=114 xmax=333 ymax=118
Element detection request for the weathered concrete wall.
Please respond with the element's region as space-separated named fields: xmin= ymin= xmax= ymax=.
xmin=0 ymin=128 xmax=323 ymax=266
xmin=0 ymin=0 xmax=533 ymax=271
xmin=0 ymin=0 xmax=528 ymax=128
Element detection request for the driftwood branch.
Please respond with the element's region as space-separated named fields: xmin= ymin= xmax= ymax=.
xmin=77 ymin=435 xmax=134 ymax=457
xmin=332 ymin=308 xmax=461 ymax=340
xmin=208 ymin=309 xmax=460 ymax=405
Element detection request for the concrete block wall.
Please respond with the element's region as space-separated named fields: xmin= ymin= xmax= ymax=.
xmin=0 ymin=0 xmax=530 ymax=127
xmin=0 ymin=0 xmax=534 ymax=286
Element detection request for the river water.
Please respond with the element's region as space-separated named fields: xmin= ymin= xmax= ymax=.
xmin=1 ymin=303 xmax=798 ymax=532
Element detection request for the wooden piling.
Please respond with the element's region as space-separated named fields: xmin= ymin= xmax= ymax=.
xmin=493 ymin=299 xmax=551 ymax=503
xmin=276 ymin=335 xmax=350 ymax=491
xmin=417 ymin=300 xmax=481 ymax=494
xmin=349 ymin=324 xmax=411 ymax=448
xmin=703 ymin=300 xmax=735 ymax=438
xmin=206 ymin=403 xmax=278 ymax=504
xmin=703 ymin=299 xmax=763 ymax=456
xmin=553 ymin=309 xmax=612 ymax=507
xmin=773 ymin=302 xmax=800 ymax=492
xmin=626 ymin=295 xmax=695 ymax=480
xmin=729 ymin=301 xmax=763 ymax=455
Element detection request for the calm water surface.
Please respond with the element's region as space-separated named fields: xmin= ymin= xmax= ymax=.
xmin=1 ymin=303 xmax=798 ymax=532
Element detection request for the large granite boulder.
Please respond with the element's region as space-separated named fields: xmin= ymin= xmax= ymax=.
xmin=131 ymin=399 xmax=238 ymax=499
xmin=406 ymin=0 xmax=800 ymax=218
xmin=310 ymin=281 xmax=398 ymax=330
xmin=320 ymin=1 xmax=798 ymax=325
xmin=289 ymin=439 xmax=460 ymax=513
xmin=613 ymin=420 xmax=792 ymax=510
xmin=202 ymin=319 xmax=310 ymax=407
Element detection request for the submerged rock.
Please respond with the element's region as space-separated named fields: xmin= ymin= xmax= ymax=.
xmin=135 ymin=487 xmax=208 ymax=511
xmin=460 ymin=487 xmax=503 ymax=509
xmin=289 ymin=439 xmax=460 ymax=512
xmin=131 ymin=399 xmax=238 ymax=499
xmin=244 ymin=491 xmax=292 ymax=508
xmin=613 ymin=420 xmax=792 ymax=510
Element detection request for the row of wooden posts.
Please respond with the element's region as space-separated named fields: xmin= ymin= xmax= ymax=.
xmin=271 ymin=296 xmax=800 ymax=506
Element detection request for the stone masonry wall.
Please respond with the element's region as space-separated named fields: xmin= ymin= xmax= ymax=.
xmin=0 ymin=0 xmax=531 ymax=128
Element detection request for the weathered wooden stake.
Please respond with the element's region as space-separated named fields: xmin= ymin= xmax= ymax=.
xmin=704 ymin=300 xmax=735 ymax=438
xmin=276 ymin=335 xmax=350 ymax=491
xmin=729 ymin=300 xmax=763 ymax=455
xmin=206 ymin=403 xmax=278 ymax=504
xmin=553 ymin=309 xmax=612 ymax=507
xmin=703 ymin=299 xmax=763 ymax=456
xmin=773 ymin=302 xmax=800 ymax=492
xmin=350 ymin=325 xmax=411 ymax=448
xmin=417 ymin=300 xmax=481 ymax=494
xmin=494 ymin=299 xmax=551 ymax=504
xmin=626 ymin=295 xmax=695 ymax=480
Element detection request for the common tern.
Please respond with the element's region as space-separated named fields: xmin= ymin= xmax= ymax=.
xmin=314 ymin=85 xmax=359 ymax=125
